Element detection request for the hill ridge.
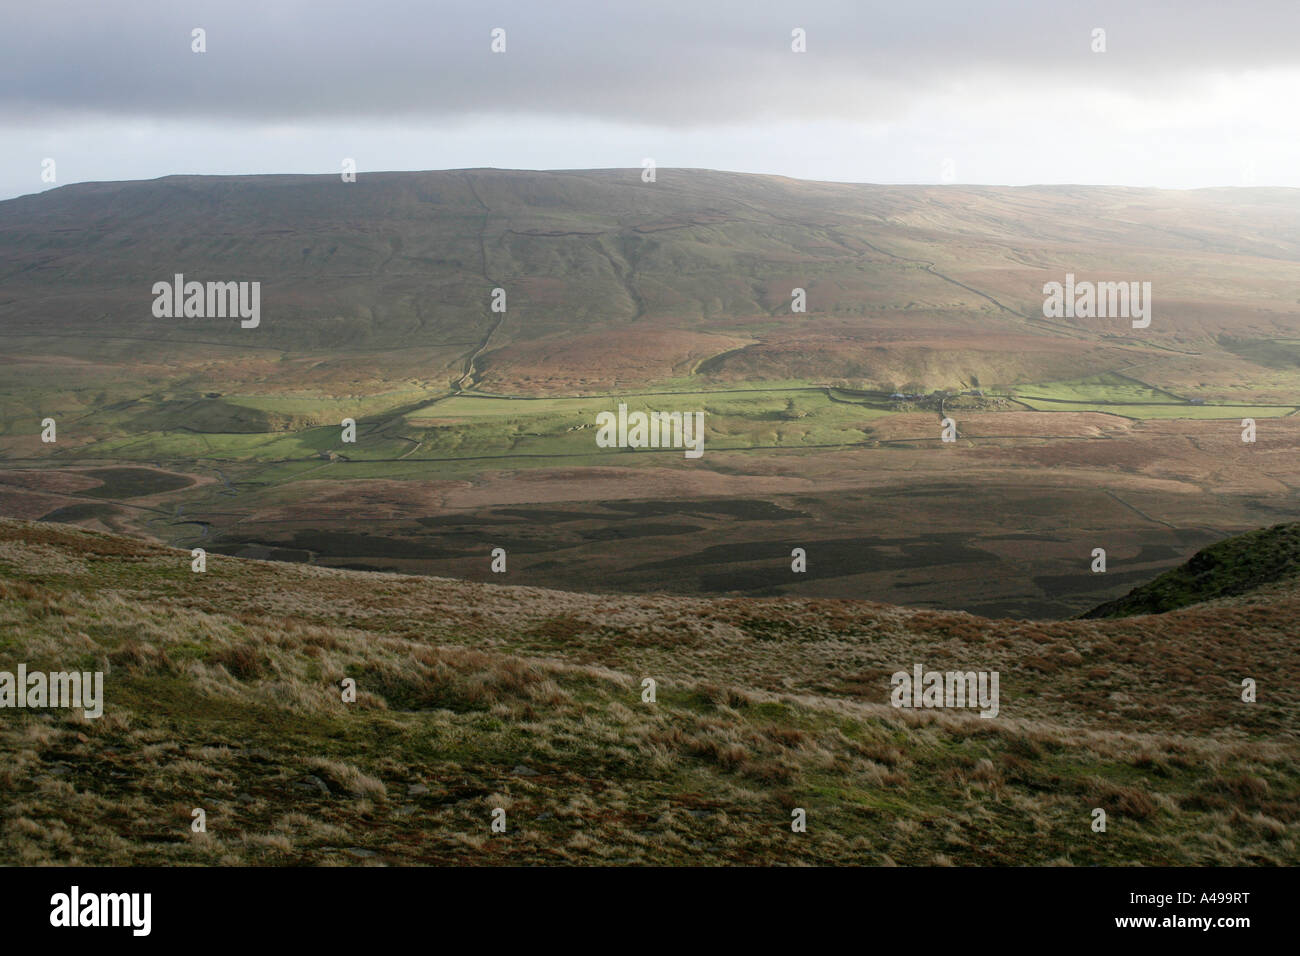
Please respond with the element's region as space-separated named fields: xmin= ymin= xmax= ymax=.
xmin=1082 ymin=522 xmax=1300 ymax=619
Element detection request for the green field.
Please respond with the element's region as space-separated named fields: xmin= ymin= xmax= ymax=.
xmin=404 ymin=389 xmax=893 ymax=459
xmin=11 ymin=373 xmax=1297 ymax=472
xmin=23 ymin=386 xmax=899 ymax=466
xmin=1013 ymin=372 xmax=1182 ymax=404
xmin=1013 ymin=398 xmax=1296 ymax=419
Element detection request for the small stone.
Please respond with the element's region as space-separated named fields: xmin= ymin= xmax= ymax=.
xmin=510 ymin=764 xmax=540 ymax=777
xmin=299 ymin=774 xmax=331 ymax=795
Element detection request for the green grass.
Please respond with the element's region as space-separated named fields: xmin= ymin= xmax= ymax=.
xmin=402 ymin=389 xmax=889 ymax=460
xmin=222 ymin=389 xmax=432 ymax=417
xmin=1013 ymin=398 xmax=1296 ymax=419
xmin=1014 ymin=372 xmax=1181 ymax=404
xmin=1083 ymin=522 xmax=1300 ymax=618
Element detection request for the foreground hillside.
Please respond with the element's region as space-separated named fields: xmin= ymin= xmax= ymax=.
xmin=1 ymin=518 xmax=1295 ymax=865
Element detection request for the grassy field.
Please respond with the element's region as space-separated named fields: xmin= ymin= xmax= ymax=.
xmin=1012 ymin=372 xmax=1184 ymax=404
xmin=6 ymin=385 xmax=896 ymax=465
xmin=13 ymin=372 xmax=1295 ymax=472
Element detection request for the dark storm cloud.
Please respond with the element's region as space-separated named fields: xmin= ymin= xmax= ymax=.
xmin=3 ymin=0 xmax=1298 ymax=126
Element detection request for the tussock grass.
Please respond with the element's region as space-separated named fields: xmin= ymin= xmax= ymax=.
xmin=0 ymin=518 xmax=1296 ymax=865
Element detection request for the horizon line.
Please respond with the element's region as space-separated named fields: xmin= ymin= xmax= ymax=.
xmin=6 ymin=167 xmax=1299 ymax=204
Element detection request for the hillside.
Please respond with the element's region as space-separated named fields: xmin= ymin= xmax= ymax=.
xmin=1 ymin=517 xmax=1295 ymax=865
xmin=5 ymin=170 xmax=1300 ymax=399
xmin=1082 ymin=522 xmax=1300 ymax=619
xmin=4 ymin=170 xmax=1300 ymax=617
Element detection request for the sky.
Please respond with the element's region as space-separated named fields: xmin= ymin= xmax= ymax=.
xmin=2 ymin=0 xmax=1299 ymax=200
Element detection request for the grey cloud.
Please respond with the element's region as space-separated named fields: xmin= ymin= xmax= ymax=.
xmin=3 ymin=0 xmax=1299 ymax=126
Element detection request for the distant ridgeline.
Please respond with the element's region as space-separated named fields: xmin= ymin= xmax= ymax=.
xmin=1081 ymin=523 xmax=1300 ymax=618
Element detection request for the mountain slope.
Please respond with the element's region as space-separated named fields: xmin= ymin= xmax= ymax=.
xmin=5 ymin=170 xmax=1300 ymax=399
xmin=1 ymin=517 xmax=1295 ymax=865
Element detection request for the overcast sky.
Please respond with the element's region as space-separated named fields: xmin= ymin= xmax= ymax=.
xmin=2 ymin=0 xmax=1299 ymax=200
